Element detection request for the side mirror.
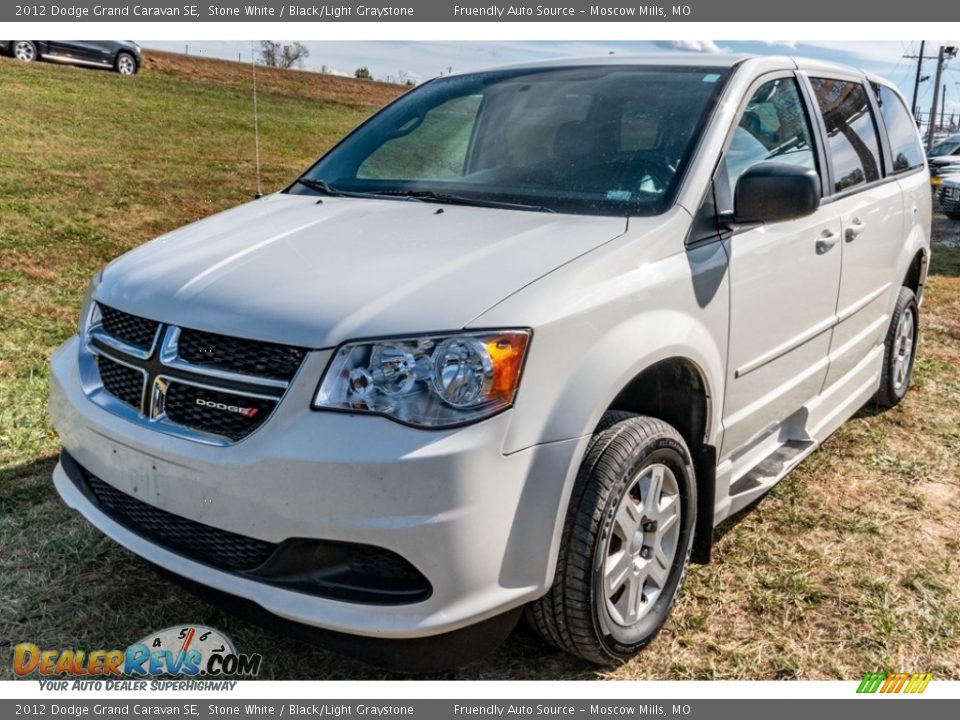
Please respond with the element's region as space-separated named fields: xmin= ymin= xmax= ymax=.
xmin=723 ymin=162 xmax=821 ymax=227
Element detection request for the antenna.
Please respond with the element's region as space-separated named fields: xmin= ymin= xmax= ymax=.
xmin=251 ymin=41 xmax=264 ymax=199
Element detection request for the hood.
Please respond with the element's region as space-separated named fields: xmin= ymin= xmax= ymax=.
xmin=97 ymin=194 xmax=628 ymax=348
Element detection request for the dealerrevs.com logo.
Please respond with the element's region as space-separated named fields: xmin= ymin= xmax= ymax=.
xmin=14 ymin=625 xmax=262 ymax=690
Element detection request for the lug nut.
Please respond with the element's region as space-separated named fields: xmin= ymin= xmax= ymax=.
xmin=639 ymin=547 xmax=652 ymax=559
xmin=643 ymin=521 xmax=657 ymax=532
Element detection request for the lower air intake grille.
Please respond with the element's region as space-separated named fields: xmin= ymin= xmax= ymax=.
xmin=85 ymin=473 xmax=276 ymax=571
xmin=70 ymin=461 xmax=432 ymax=604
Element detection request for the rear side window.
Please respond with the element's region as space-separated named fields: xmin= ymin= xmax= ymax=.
xmin=810 ymin=78 xmax=883 ymax=192
xmin=872 ymin=83 xmax=924 ymax=173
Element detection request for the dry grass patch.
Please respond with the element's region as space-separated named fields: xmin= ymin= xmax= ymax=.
xmin=143 ymin=50 xmax=406 ymax=109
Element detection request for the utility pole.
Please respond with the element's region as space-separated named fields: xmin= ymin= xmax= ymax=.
xmin=942 ymin=84 xmax=947 ymax=135
xmin=927 ymin=46 xmax=947 ymax=150
xmin=911 ymin=40 xmax=926 ymax=119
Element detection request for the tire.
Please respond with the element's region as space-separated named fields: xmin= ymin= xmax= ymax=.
xmin=875 ymin=286 xmax=919 ymax=408
xmin=946 ymin=212 xmax=960 ymax=221
xmin=12 ymin=41 xmax=38 ymax=63
xmin=527 ymin=413 xmax=697 ymax=664
xmin=115 ymin=52 xmax=137 ymax=76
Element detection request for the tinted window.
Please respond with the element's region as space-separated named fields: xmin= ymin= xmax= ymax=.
xmin=810 ymin=78 xmax=883 ymax=192
xmin=725 ymin=77 xmax=817 ymax=196
xmin=872 ymin=83 xmax=924 ymax=173
xmin=294 ymin=66 xmax=732 ymax=216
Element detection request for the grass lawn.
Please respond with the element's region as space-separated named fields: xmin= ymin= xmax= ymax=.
xmin=1 ymin=52 xmax=959 ymax=680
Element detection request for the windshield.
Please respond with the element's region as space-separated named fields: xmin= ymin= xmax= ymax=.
xmin=928 ymin=140 xmax=960 ymax=157
xmin=289 ymin=65 xmax=731 ymax=216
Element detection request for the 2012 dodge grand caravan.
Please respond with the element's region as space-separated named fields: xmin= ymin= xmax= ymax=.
xmin=50 ymin=54 xmax=931 ymax=670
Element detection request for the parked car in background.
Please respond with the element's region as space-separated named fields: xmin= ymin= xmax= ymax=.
xmin=1 ymin=40 xmax=140 ymax=75
xmin=937 ymin=175 xmax=960 ymax=219
xmin=50 ymin=55 xmax=930 ymax=671
xmin=927 ymin=132 xmax=960 ymax=186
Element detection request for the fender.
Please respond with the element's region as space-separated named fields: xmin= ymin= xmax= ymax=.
xmin=517 ymin=310 xmax=726 ymax=453
xmin=480 ymin=224 xmax=731 ymax=456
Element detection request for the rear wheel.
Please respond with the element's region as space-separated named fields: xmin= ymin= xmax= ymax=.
xmin=12 ymin=41 xmax=38 ymax=62
xmin=875 ymin=286 xmax=919 ymax=408
xmin=527 ymin=414 xmax=696 ymax=664
xmin=115 ymin=52 xmax=137 ymax=75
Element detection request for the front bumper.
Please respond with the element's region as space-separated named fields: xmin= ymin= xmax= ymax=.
xmin=937 ymin=185 xmax=960 ymax=215
xmin=50 ymin=336 xmax=585 ymax=638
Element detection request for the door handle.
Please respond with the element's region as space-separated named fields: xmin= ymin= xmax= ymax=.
xmin=816 ymin=230 xmax=840 ymax=254
xmin=845 ymin=218 xmax=867 ymax=242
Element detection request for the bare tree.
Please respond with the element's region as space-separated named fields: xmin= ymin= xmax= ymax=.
xmin=259 ymin=41 xmax=310 ymax=70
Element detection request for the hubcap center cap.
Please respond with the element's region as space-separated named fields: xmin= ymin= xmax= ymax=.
xmin=630 ymin=531 xmax=644 ymax=554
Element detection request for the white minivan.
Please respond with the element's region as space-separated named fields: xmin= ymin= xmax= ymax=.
xmin=50 ymin=54 xmax=931 ymax=671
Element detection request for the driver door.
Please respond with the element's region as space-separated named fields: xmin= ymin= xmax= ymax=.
xmin=720 ymin=74 xmax=842 ymax=459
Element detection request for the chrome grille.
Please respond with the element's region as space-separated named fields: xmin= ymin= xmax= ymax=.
xmin=83 ymin=306 xmax=306 ymax=444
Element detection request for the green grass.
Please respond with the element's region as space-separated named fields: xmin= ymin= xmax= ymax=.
xmin=2 ymin=54 xmax=960 ymax=681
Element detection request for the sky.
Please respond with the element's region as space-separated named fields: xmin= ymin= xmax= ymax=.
xmin=142 ymin=40 xmax=960 ymax=121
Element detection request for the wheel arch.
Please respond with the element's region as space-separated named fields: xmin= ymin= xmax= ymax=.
xmin=601 ymin=357 xmax=718 ymax=564
xmin=903 ymin=246 xmax=928 ymax=299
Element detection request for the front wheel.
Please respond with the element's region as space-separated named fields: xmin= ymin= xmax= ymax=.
xmin=12 ymin=41 xmax=38 ymax=62
xmin=115 ymin=52 xmax=137 ymax=75
xmin=527 ymin=414 xmax=696 ymax=664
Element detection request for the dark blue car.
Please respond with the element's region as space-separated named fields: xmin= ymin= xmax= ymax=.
xmin=1 ymin=40 xmax=141 ymax=75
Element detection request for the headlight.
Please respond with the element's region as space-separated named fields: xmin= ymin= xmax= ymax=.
xmin=313 ymin=330 xmax=531 ymax=428
xmin=78 ymin=267 xmax=104 ymax=335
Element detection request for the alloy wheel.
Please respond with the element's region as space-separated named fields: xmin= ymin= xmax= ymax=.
xmin=117 ymin=55 xmax=136 ymax=75
xmin=14 ymin=42 xmax=36 ymax=62
xmin=892 ymin=306 xmax=915 ymax=391
xmin=602 ymin=463 xmax=681 ymax=627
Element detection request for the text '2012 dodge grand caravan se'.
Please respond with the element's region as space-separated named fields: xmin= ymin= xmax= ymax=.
xmin=50 ymin=54 xmax=931 ymax=671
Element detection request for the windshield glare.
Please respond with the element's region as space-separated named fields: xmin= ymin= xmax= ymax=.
xmin=291 ymin=65 xmax=731 ymax=216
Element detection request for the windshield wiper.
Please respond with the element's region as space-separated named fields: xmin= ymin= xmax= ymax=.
xmin=368 ymin=189 xmax=556 ymax=213
xmin=296 ymin=178 xmax=349 ymax=196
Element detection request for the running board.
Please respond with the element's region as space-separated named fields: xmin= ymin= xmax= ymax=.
xmin=726 ymin=439 xmax=816 ymax=514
